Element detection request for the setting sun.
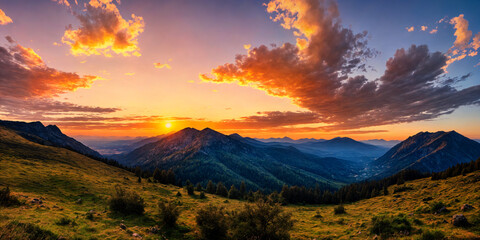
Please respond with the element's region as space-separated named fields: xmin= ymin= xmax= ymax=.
xmin=165 ymin=122 xmax=172 ymax=128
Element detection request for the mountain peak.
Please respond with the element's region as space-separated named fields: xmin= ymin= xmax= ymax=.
xmin=373 ymin=130 xmax=480 ymax=177
xmin=201 ymin=127 xmax=218 ymax=133
xmin=46 ymin=124 xmax=62 ymax=134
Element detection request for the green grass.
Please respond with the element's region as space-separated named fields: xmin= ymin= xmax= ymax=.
xmin=0 ymin=127 xmax=480 ymax=239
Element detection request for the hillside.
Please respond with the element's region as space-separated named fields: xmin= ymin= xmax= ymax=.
xmin=0 ymin=126 xmax=479 ymax=239
xmin=371 ymin=131 xmax=480 ymax=178
xmin=120 ymin=128 xmax=356 ymax=190
xmin=0 ymin=120 xmax=102 ymax=158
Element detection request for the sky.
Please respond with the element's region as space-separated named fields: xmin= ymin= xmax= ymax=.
xmin=0 ymin=0 xmax=479 ymax=140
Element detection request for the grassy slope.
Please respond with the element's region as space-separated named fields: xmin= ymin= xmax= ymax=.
xmin=0 ymin=127 xmax=479 ymax=239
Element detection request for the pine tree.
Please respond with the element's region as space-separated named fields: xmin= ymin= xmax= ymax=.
xmin=185 ymin=180 xmax=194 ymax=195
xmin=228 ymin=185 xmax=241 ymax=199
xmin=137 ymin=176 xmax=142 ymax=183
xmin=383 ymin=185 xmax=389 ymax=195
xmin=153 ymin=168 xmax=161 ymax=182
xmin=166 ymin=169 xmax=175 ymax=184
xmin=135 ymin=166 xmax=142 ymax=177
xmin=216 ymin=182 xmax=228 ymax=197
xmin=206 ymin=180 xmax=216 ymax=194
xmin=239 ymin=181 xmax=246 ymax=198
xmin=195 ymin=183 xmax=203 ymax=191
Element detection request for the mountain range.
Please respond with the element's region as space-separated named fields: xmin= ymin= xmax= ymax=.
xmin=1 ymin=119 xmax=479 ymax=192
xmin=118 ymin=127 xmax=359 ymax=190
xmin=252 ymin=136 xmax=389 ymax=162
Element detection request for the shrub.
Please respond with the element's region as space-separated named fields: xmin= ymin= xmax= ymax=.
xmin=199 ymin=191 xmax=206 ymax=199
xmin=313 ymin=211 xmax=322 ymax=219
xmin=196 ymin=204 xmax=229 ymax=240
xmin=185 ymin=180 xmax=195 ymax=195
xmin=86 ymin=212 xmax=94 ymax=221
xmin=0 ymin=187 xmax=21 ymax=207
xmin=55 ymin=217 xmax=76 ymax=226
xmin=176 ymin=191 xmax=182 ymax=197
xmin=109 ymin=185 xmax=145 ymax=215
xmin=231 ymin=200 xmax=294 ymax=240
xmin=334 ymin=205 xmax=346 ymax=214
xmin=370 ymin=214 xmax=412 ymax=238
xmin=413 ymin=218 xmax=424 ymax=225
xmin=0 ymin=221 xmax=57 ymax=240
xmin=429 ymin=201 xmax=447 ymax=214
xmin=158 ymin=200 xmax=181 ymax=228
xmin=418 ymin=230 xmax=445 ymax=240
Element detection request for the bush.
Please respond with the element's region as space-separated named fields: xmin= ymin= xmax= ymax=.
xmin=0 ymin=221 xmax=57 ymax=240
xmin=185 ymin=180 xmax=195 ymax=195
xmin=370 ymin=214 xmax=412 ymax=238
xmin=158 ymin=200 xmax=181 ymax=228
xmin=86 ymin=212 xmax=94 ymax=221
xmin=0 ymin=187 xmax=21 ymax=207
xmin=231 ymin=201 xmax=294 ymax=240
xmin=176 ymin=191 xmax=182 ymax=197
xmin=199 ymin=191 xmax=206 ymax=199
xmin=196 ymin=204 xmax=229 ymax=240
xmin=55 ymin=217 xmax=76 ymax=226
xmin=429 ymin=201 xmax=447 ymax=214
xmin=418 ymin=230 xmax=445 ymax=240
xmin=334 ymin=205 xmax=346 ymax=214
xmin=109 ymin=185 xmax=145 ymax=215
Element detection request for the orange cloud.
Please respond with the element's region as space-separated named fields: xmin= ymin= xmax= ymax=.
xmin=429 ymin=28 xmax=438 ymax=34
xmin=420 ymin=26 xmax=428 ymax=31
xmin=201 ymin=0 xmax=480 ymax=131
xmin=450 ymin=14 xmax=472 ymax=50
xmin=243 ymin=44 xmax=251 ymax=50
xmin=0 ymin=37 xmax=99 ymax=99
xmin=444 ymin=14 xmax=480 ymax=70
xmin=52 ymin=0 xmax=71 ymax=7
xmin=0 ymin=9 xmax=13 ymax=25
xmin=154 ymin=62 xmax=171 ymax=69
xmin=472 ymin=33 xmax=480 ymax=50
xmin=406 ymin=26 xmax=414 ymax=32
xmin=62 ymin=0 xmax=144 ymax=57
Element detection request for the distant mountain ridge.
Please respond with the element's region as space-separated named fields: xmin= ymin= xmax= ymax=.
xmin=252 ymin=136 xmax=388 ymax=162
xmin=371 ymin=131 xmax=480 ymax=178
xmin=361 ymin=139 xmax=401 ymax=148
xmin=78 ymin=135 xmax=165 ymax=155
xmin=0 ymin=120 xmax=102 ymax=159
